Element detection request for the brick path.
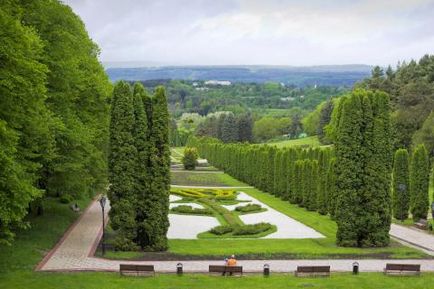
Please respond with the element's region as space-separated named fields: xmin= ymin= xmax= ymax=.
xmin=36 ymin=198 xmax=434 ymax=273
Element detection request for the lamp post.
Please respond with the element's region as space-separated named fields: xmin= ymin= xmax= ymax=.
xmin=99 ymin=196 xmax=107 ymax=256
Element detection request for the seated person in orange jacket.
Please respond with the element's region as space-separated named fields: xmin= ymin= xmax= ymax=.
xmin=227 ymin=255 xmax=237 ymax=266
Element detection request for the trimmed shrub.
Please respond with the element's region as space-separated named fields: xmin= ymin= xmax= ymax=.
xmin=210 ymin=225 xmax=233 ymax=235
xmin=235 ymin=203 xmax=263 ymax=213
xmin=232 ymin=223 xmax=273 ymax=235
xmin=170 ymin=205 xmax=213 ymax=215
xmin=182 ymin=147 xmax=198 ymax=170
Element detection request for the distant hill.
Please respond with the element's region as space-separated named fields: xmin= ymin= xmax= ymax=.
xmin=105 ymin=65 xmax=373 ymax=86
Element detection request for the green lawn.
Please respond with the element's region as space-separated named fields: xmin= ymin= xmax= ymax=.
xmin=267 ymin=136 xmax=323 ymax=148
xmin=171 ymin=171 xmax=248 ymax=187
xmin=2 ymin=272 xmax=434 ymax=289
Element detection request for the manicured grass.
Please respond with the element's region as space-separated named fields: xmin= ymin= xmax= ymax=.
xmin=267 ymin=136 xmax=322 ymax=148
xmin=2 ymin=272 xmax=434 ymax=289
xmin=171 ymin=171 xmax=248 ymax=187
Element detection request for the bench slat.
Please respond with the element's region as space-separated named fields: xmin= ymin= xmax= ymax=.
xmin=385 ymin=264 xmax=420 ymax=272
xmin=297 ymin=266 xmax=330 ymax=273
xmin=209 ymin=265 xmax=243 ymax=274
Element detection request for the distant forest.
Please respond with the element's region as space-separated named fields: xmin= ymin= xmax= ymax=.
xmin=137 ymin=80 xmax=347 ymax=117
xmin=107 ymin=65 xmax=372 ymax=87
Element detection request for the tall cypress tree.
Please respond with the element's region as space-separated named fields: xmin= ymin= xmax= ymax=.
xmin=326 ymin=158 xmax=337 ymax=219
xmin=410 ymin=144 xmax=430 ymax=221
xmin=335 ymin=93 xmax=364 ymax=247
xmin=294 ymin=160 xmax=304 ymax=204
xmin=317 ymin=149 xmax=330 ymax=215
xmin=108 ymin=81 xmax=137 ymax=250
xmin=132 ymin=83 xmax=152 ymax=248
xmin=392 ymin=149 xmax=410 ymax=221
xmin=360 ymin=91 xmax=392 ymax=246
xmin=335 ymin=89 xmax=392 ymax=247
xmin=221 ymin=113 xmax=238 ymax=143
xmin=307 ymin=160 xmax=319 ymax=211
xmin=147 ymin=86 xmax=170 ymax=250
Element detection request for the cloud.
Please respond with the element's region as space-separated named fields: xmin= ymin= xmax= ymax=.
xmin=63 ymin=0 xmax=434 ymax=66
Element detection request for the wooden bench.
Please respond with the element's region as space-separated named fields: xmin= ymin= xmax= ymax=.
xmin=209 ymin=265 xmax=243 ymax=276
xmin=414 ymin=219 xmax=428 ymax=230
xmin=384 ymin=264 xmax=421 ymax=275
xmin=295 ymin=266 xmax=330 ymax=277
xmin=119 ymin=264 xmax=155 ymax=276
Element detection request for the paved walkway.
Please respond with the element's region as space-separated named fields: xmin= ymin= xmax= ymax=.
xmin=36 ymin=198 xmax=434 ymax=273
xmin=390 ymin=224 xmax=434 ymax=254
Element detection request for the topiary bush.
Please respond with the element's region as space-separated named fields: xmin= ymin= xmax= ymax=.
xmin=232 ymin=223 xmax=273 ymax=236
xmin=209 ymin=223 xmax=274 ymax=236
xmin=235 ymin=203 xmax=263 ymax=213
xmin=182 ymin=147 xmax=198 ymax=170
xmin=209 ymin=225 xmax=234 ymax=235
xmin=170 ymin=205 xmax=213 ymax=215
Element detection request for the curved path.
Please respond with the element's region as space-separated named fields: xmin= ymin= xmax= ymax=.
xmin=36 ymin=198 xmax=434 ymax=273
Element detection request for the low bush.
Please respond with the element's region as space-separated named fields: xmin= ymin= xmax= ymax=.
xmin=182 ymin=147 xmax=199 ymax=170
xmin=171 ymin=189 xmax=237 ymax=200
xmin=171 ymin=205 xmax=213 ymax=215
xmin=235 ymin=203 xmax=263 ymax=213
xmin=209 ymin=225 xmax=234 ymax=235
xmin=232 ymin=223 xmax=273 ymax=236
xmin=59 ymin=194 xmax=73 ymax=204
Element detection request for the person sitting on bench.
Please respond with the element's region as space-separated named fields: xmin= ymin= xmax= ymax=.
xmin=227 ymin=255 xmax=237 ymax=266
xmin=222 ymin=255 xmax=237 ymax=276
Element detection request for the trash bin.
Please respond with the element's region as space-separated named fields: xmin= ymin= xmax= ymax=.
xmin=352 ymin=262 xmax=359 ymax=275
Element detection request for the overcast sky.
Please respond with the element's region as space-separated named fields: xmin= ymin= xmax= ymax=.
xmin=63 ymin=0 xmax=434 ymax=66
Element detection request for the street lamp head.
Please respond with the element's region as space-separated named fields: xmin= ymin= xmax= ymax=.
xmin=99 ymin=196 xmax=106 ymax=209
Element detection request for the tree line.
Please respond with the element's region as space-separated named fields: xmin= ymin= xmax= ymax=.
xmin=189 ymin=89 xmax=433 ymax=247
xmin=1 ymin=0 xmax=111 ymax=245
xmin=108 ymin=81 xmax=170 ymax=251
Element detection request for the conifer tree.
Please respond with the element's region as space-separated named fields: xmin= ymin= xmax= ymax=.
xmin=317 ymin=149 xmax=329 ymax=214
xmin=392 ymin=149 xmax=410 ymax=221
xmin=307 ymin=160 xmax=319 ymax=211
xmin=410 ymin=144 xmax=430 ymax=221
xmin=335 ymin=90 xmax=392 ymax=247
xmin=326 ymin=158 xmax=337 ymax=218
xmin=132 ymin=83 xmax=151 ymax=248
xmin=147 ymin=86 xmax=171 ymax=250
xmin=301 ymin=160 xmax=311 ymax=208
xmin=291 ymin=159 xmax=301 ymax=205
xmin=221 ymin=113 xmax=238 ymax=143
xmin=108 ymin=81 xmax=137 ymax=250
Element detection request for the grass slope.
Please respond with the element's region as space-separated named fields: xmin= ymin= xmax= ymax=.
xmin=267 ymin=136 xmax=322 ymax=148
xmin=171 ymin=171 xmax=248 ymax=187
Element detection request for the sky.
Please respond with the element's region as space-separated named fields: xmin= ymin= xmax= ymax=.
xmin=63 ymin=0 xmax=434 ymax=66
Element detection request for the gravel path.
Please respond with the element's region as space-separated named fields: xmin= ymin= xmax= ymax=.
xmin=223 ymin=192 xmax=324 ymax=239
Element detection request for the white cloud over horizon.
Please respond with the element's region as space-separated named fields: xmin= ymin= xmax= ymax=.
xmin=63 ymin=0 xmax=434 ymax=66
